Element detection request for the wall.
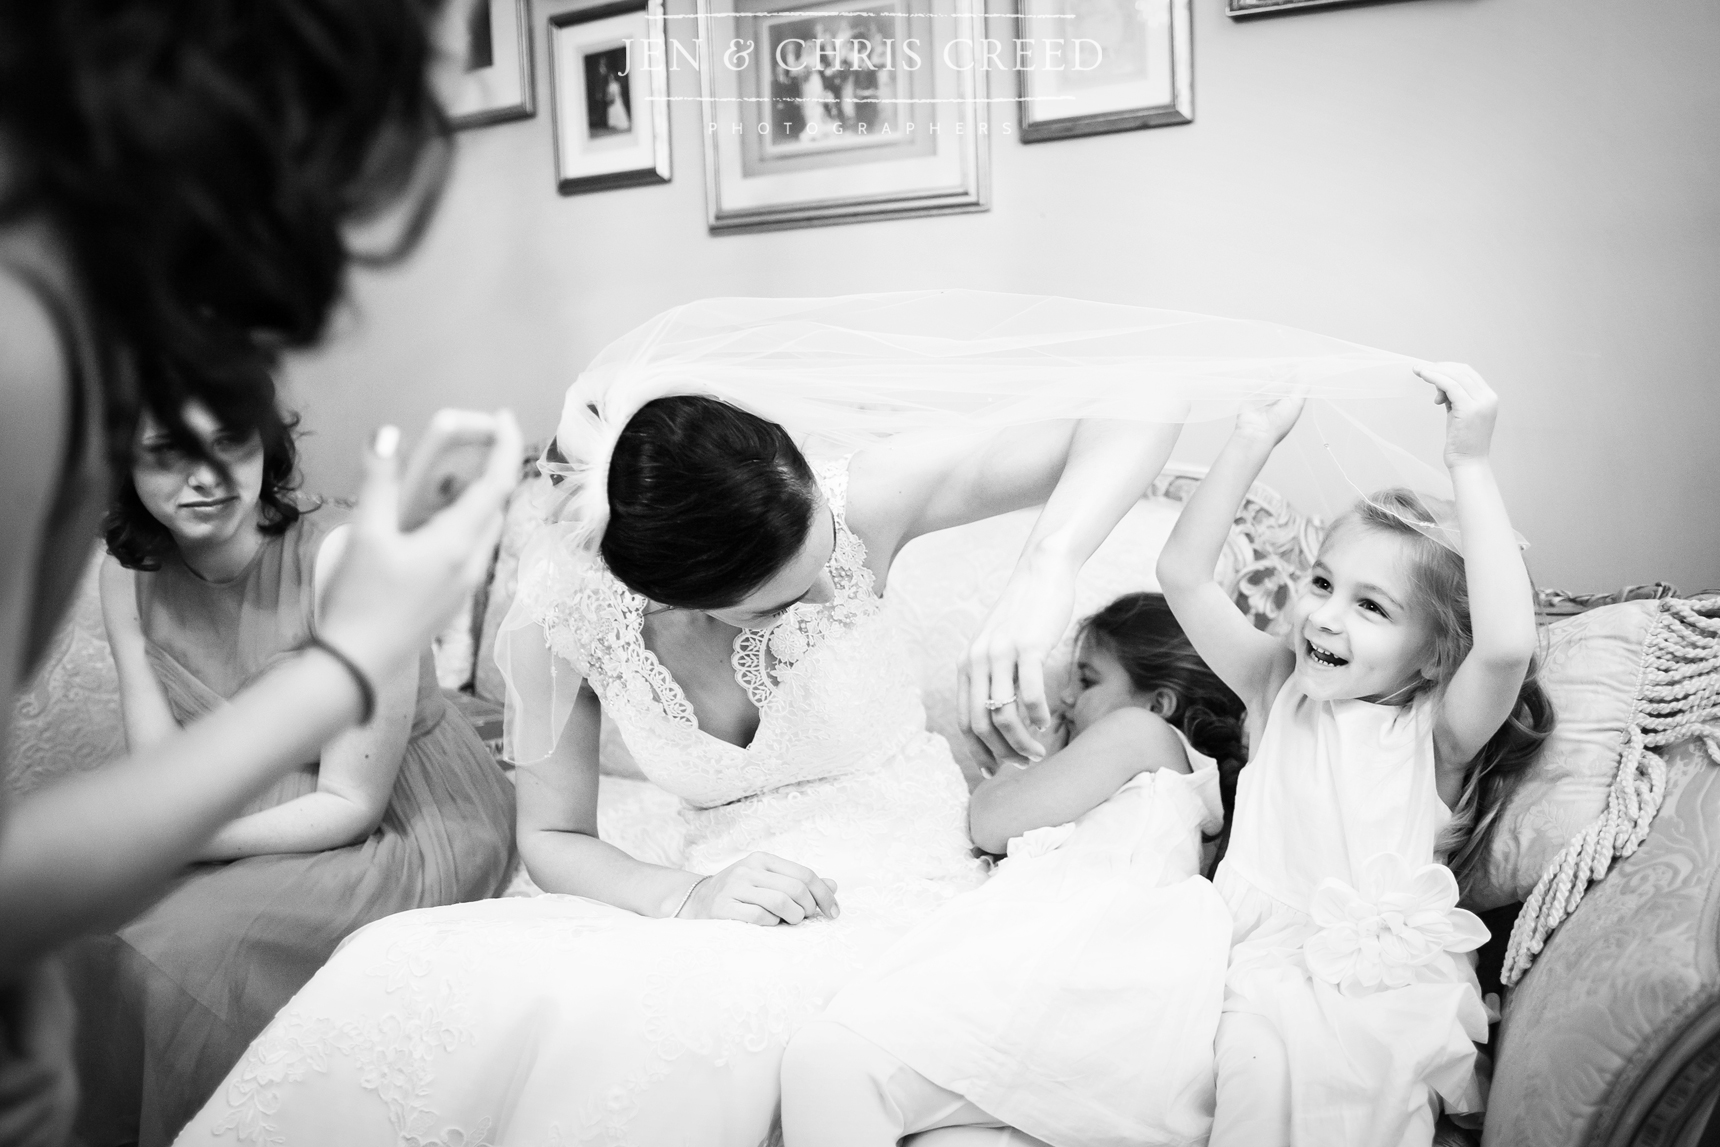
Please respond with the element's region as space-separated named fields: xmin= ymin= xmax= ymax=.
xmin=285 ymin=0 xmax=1720 ymax=593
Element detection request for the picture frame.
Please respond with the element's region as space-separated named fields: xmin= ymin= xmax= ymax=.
xmin=1227 ymin=0 xmax=1413 ymax=16
xmin=1016 ymin=0 xmax=1192 ymax=143
xmin=446 ymin=0 xmax=536 ymax=129
xmin=549 ymin=0 xmax=673 ymax=196
xmin=698 ymin=0 xmax=990 ymax=234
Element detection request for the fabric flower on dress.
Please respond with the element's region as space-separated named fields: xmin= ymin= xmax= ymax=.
xmin=1005 ymin=821 xmax=1078 ymax=861
xmin=1303 ymin=852 xmax=1489 ymax=996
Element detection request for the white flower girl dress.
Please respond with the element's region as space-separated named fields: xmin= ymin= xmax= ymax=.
xmin=1214 ymin=678 xmax=1492 ymax=1146
xmin=814 ymin=732 xmax=1234 ymax=1147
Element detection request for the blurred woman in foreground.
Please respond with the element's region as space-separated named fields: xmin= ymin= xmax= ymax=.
xmin=0 ymin=2 xmax=516 ymax=1142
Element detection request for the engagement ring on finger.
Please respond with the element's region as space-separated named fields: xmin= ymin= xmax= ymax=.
xmin=984 ymin=695 xmax=1017 ymax=711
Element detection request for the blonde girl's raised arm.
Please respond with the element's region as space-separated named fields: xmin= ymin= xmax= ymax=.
xmin=1415 ymin=366 xmax=1538 ymax=785
xmin=1156 ymin=398 xmax=1302 ymax=710
xmin=98 ymin=555 xmax=179 ymax=752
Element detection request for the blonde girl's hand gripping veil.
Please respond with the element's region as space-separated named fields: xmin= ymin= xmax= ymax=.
xmin=1410 ymin=363 xmax=1538 ymax=803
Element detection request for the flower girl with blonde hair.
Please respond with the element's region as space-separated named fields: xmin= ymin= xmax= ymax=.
xmin=1157 ymin=364 xmax=1554 ymax=1146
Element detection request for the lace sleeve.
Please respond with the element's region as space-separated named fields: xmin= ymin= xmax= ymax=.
xmin=496 ymin=518 xmax=592 ymax=766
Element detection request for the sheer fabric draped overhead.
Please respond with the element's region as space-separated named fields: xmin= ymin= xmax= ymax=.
xmin=500 ymin=289 xmax=1453 ymax=763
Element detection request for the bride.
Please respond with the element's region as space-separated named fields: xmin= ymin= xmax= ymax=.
xmin=174 ymin=293 xmax=1427 ymax=1146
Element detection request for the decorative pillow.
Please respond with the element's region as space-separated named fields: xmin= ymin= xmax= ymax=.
xmin=1469 ymin=600 xmax=1661 ymax=910
xmin=431 ymin=592 xmax=478 ymax=691
xmin=1533 ymin=581 xmax=1678 ymax=620
xmin=6 ymin=553 xmax=125 ymax=797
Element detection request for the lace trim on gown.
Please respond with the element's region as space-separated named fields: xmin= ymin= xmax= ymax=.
xmin=173 ymin=457 xmax=984 ymax=1147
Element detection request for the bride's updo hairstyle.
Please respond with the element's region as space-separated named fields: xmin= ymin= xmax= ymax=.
xmin=602 ymin=395 xmax=820 ymax=611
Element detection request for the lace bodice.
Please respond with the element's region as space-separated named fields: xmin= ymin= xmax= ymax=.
xmin=531 ymin=459 xmax=933 ymax=847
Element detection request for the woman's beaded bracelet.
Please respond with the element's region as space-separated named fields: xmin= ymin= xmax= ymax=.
xmin=299 ymin=634 xmax=376 ymax=726
xmin=670 ymin=875 xmax=709 ymax=919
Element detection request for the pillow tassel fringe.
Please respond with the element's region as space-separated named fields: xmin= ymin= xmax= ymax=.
xmin=1501 ymin=597 xmax=1720 ymax=987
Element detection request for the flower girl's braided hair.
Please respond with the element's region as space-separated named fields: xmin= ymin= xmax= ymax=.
xmin=1337 ymin=489 xmax=1556 ymax=890
xmin=1079 ymin=593 xmax=1247 ymax=873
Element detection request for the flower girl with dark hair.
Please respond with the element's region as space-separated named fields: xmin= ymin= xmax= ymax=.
xmin=781 ymin=592 xmax=1245 ymax=1147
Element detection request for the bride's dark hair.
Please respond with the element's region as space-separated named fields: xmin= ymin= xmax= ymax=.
xmin=602 ymin=396 xmax=820 ymax=610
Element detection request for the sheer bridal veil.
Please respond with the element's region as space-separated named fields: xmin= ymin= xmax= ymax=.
xmin=497 ymin=289 xmax=1459 ymax=764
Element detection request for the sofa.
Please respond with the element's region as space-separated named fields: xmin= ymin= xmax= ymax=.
xmin=9 ymin=459 xmax=1718 ymax=1147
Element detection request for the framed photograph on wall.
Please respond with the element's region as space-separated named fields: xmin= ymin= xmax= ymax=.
xmin=550 ymin=0 xmax=673 ymax=195
xmin=698 ymin=0 xmax=990 ymax=234
xmin=1016 ymin=0 xmax=1191 ymax=143
xmin=446 ymin=0 xmax=535 ymax=128
xmin=1227 ymin=0 xmax=1414 ymax=16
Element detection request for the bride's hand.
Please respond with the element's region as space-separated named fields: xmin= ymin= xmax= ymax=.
xmin=960 ymin=558 xmax=1076 ymax=765
xmin=682 ymin=853 xmax=840 ymax=926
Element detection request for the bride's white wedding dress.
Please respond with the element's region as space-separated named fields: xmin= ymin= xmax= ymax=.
xmin=173 ymin=460 xmax=985 ymax=1147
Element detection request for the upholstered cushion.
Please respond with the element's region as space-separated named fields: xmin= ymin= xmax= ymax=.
xmin=431 ymin=592 xmax=478 ymax=691
xmin=6 ymin=553 xmax=124 ymax=797
xmin=1467 ymin=601 xmax=1661 ymax=910
xmin=1534 ymin=581 xmax=1679 ymax=620
xmin=1486 ymin=736 xmax=1720 ymax=1146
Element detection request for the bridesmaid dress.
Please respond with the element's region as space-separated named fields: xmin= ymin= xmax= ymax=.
xmin=64 ymin=508 xmax=516 ymax=1147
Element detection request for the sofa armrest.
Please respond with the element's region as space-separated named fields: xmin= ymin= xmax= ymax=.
xmin=1485 ymin=737 xmax=1720 ymax=1147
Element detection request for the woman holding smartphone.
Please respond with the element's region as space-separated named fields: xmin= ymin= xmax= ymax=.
xmin=0 ymin=2 xmax=519 ymax=1145
xmin=62 ymin=384 xmax=515 ymax=1147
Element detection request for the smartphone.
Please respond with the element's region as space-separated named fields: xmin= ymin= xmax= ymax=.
xmin=398 ymin=411 xmax=498 ymax=531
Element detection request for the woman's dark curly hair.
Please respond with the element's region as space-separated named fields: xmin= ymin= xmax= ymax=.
xmin=103 ymin=366 xmax=304 ymax=571
xmin=0 ymin=0 xmax=452 ymax=483
xmin=601 ymin=396 xmax=820 ymax=610
xmin=1079 ymin=592 xmax=1249 ymax=875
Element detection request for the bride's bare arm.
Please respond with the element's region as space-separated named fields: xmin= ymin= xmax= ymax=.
xmin=848 ymin=419 xmax=1183 ymax=762
xmin=516 ymin=686 xmax=839 ymax=925
xmin=515 ymin=685 xmax=694 ymax=915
